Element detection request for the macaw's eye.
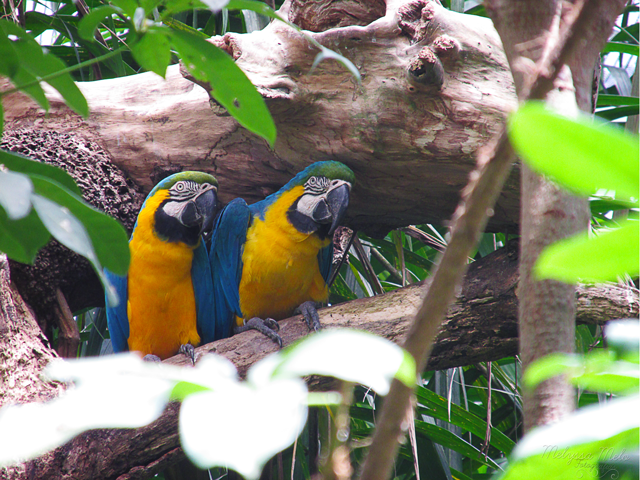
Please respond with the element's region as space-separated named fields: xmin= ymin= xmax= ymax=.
xmin=175 ymin=182 xmax=186 ymax=191
xmin=305 ymin=176 xmax=329 ymax=194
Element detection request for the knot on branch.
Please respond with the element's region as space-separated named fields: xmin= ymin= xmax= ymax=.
xmin=398 ymin=0 xmax=434 ymax=43
xmin=289 ymin=0 xmax=385 ymax=32
xmin=407 ymin=46 xmax=444 ymax=87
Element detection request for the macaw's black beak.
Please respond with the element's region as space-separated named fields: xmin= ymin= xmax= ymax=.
xmin=312 ymin=183 xmax=350 ymax=237
xmin=181 ymin=188 xmax=218 ymax=236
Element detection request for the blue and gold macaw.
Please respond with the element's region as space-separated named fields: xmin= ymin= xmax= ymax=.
xmin=209 ymin=161 xmax=355 ymax=346
xmin=105 ymin=171 xmax=218 ymax=361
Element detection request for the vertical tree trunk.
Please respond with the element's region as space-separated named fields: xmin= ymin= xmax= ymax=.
xmin=486 ymin=0 xmax=625 ymax=431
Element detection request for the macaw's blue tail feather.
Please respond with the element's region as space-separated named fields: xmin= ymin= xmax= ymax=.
xmin=104 ymin=268 xmax=129 ymax=353
xmin=209 ymin=198 xmax=251 ymax=340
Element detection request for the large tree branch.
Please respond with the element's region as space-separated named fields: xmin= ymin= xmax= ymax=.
xmin=1 ymin=247 xmax=637 ymax=479
xmin=3 ymin=0 xmax=517 ymax=237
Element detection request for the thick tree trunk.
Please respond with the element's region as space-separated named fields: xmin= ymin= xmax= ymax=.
xmin=1 ymin=246 xmax=637 ymax=479
xmin=486 ymin=0 xmax=626 ymax=432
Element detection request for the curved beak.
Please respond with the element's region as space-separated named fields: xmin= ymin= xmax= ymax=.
xmin=180 ymin=186 xmax=218 ymax=236
xmin=312 ymin=182 xmax=350 ymax=236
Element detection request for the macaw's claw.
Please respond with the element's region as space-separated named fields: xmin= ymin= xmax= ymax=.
xmin=143 ymin=354 xmax=162 ymax=363
xmin=235 ymin=317 xmax=283 ymax=348
xmin=179 ymin=343 xmax=197 ymax=365
xmin=295 ymin=301 xmax=322 ymax=332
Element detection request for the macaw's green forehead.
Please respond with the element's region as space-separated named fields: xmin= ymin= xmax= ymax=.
xmin=150 ymin=171 xmax=218 ymax=196
xmin=283 ymin=161 xmax=356 ymax=190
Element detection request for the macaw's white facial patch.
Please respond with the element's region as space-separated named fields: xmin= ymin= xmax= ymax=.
xmin=162 ymin=200 xmax=190 ymax=219
xmin=296 ymin=193 xmax=322 ymax=217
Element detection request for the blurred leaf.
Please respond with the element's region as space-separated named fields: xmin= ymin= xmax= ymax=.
xmin=109 ymin=0 xmax=138 ymax=18
xmin=180 ymin=378 xmax=308 ymax=479
xmin=248 ymin=329 xmax=417 ymax=394
xmin=534 ymin=220 xmax=639 ymax=283
xmin=29 ymin=175 xmax=130 ymax=276
xmin=524 ymin=350 xmax=639 ymax=394
xmin=605 ymin=320 xmax=640 ymax=364
xmin=509 ymin=102 xmax=639 ymax=203
xmin=78 ymin=5 xmax=120 ymax=41
xmin=0 ymin=208 xmax=50 ymax=264
xmin=502 ymin=396 xmax=639 ymax=480
xmin=169 ymin=29 xmax=276 ymax=146
xmin=0 ymin=354 xmax=175 ymax=467
xmin=130 ymin=29 xmax=171 ymax=77
xmin=0 ymin=150 xmax=82 ymax=196
xmin=0 ymin=170 xmax=32 ymax=220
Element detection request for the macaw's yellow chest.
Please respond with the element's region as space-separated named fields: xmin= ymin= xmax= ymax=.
xmin=238 ymin=187 xmax=330 ymax=324
xmin=126 ymin=193 xmax=201 ymax=360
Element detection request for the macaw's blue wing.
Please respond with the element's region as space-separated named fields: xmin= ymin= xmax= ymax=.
xmin=192 ymin=238 xmax=216 ymax=345
xmin=209 ymin=198 xmax=251 ymax=340
xmin=318 ymin=242 xmax=333 ymax=285
xmin=104 ymin=269 xmax=129 ymax=353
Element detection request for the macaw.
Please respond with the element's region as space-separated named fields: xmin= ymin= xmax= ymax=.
xmin=105 ymin=171 xmax=219 ymax=361
xmin=209 ymin=161 xmax=355 ymax=346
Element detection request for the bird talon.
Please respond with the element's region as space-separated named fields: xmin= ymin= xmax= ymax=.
xmin=296 ymin=301 xmax=322 ymax=332
xmin=143 ymin=354 xmax=162 ymax=363
xmin=179 ymin=343 xmax=197 ymax=365
xmin=235 ymin=317 xmax=283 ymax=348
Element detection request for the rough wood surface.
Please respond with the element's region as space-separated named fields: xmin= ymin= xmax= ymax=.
xmin=3 ymin=0 xmax=518 ymax=238
xmin=0 ymin=255 xmax=64 ymax=408
xmin=2 ymin=246 xmax=637 ymax=479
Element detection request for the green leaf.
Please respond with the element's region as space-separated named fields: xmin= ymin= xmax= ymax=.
xmin=109 ymin=0 xmax=138 ymax=18
xmin=603 ymin=41 xmax=640 ymax=56
xmin=29 ymin=176 xmax=130 ymax=276
xmin=508 ymin=102 xmax=640 ymax=203
xmin=596 ymin=105 xmax=640 ymax=121
xmin=248 ymin=329 xmax=417 ymax=394
xmin=524 ymin=349 xmax=639 ymax=394
xmin=534 ymin=220 xmax=639 ymax=283
xmin=9 ymin=64 xmax=50 ymax=112
xmin=77 ymin=5 xmax=120 ymax=41
xmin=0 ymin=21 xmax=88 ymax=117
xmin=0 ymin=33 xmax=19 ymax=78
xmin=130 ymin=29 xmax=171 ymax=78
xmin=0 ymin=208 xmax=50 ymax=264
xmin=415 ymin=385 xmax=516 ymax=454
xmin=413 ymin=420 xmax=502 ymax=469
xmin=162 ymin=17 xmax=209 ymax=38
xmin=0 ymin=150 xmax=82 ymax=197
xmin=0 ymin=170 xmax=32 ymax=219
xmin=502 ymin=396 xmax=640 ymax=480
xmin=226 ymin=0 xmax=281 ymax=19
xmin=596 ymin=94 xmax=640 ymax=107
xmin=169 ymin=29 xmax=276 ymax=146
